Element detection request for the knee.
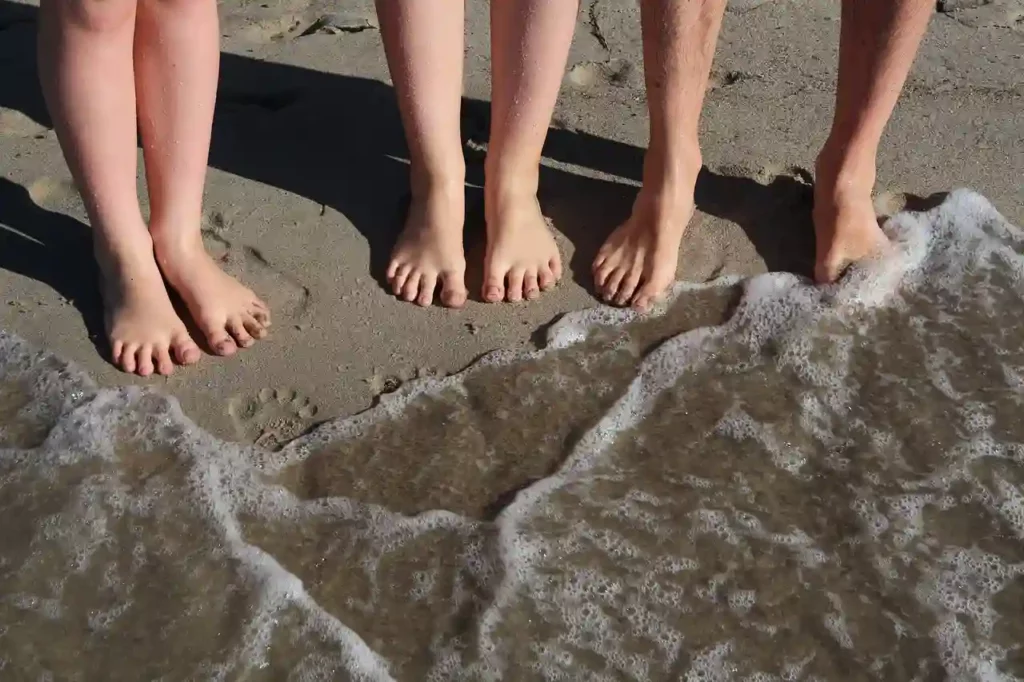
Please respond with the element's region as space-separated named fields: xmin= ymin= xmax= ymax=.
xmin=56 ymin=0 xmax=137 ymax=33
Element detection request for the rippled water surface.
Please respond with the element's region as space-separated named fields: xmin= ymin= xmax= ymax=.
xmin=2 ymin=190 xmax=1023 ymax=681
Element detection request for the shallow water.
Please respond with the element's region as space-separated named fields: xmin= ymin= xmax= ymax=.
xmin=1 ymin=189 xmax=1023 ymax=681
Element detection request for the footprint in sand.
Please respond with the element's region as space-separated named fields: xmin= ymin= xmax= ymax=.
xmin=228 ymin=388 xmax=320 ymax=450
xmin=27 ymin=175 xmax=79 ymax=208
xmin=201 ymin=225 xmax=313 ymax=324
xmin=567 ymin=59 xmax=638 ymax=90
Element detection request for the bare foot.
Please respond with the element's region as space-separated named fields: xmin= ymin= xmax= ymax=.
xmin=482 ymin=191 xmax=562 ymax=303
xmin=386 ymin=185 xmax=468 ymax=308
xmin=97 ymin=235 xmax=201 ymax=377
xmin=593 ymin=173 xmax=696 ymax=312
xmin=153 ymin=233 xmax=270 ymax=356
xmin=813 ymin=155 xmax=890 ymax=284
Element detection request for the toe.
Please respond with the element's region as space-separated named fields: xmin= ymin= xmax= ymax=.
xmin=243 ymin=314 xmax=267 ymax=340
xmin=386 ymin=258 xmax=401 ymax=280
xmin=416 ymin=274 xmax=438 ymax=307
xmin=539 ymin=266 xmax=556 ymax=291
xmin=632 ymin=272 xmax=673 ymax=312
xmin=227 ymin=316 xmax=255 ymax=348
xmin=550 ymin=254 xmax=563 ymax=282
xmin=111 ymin=339 xmax=125 ymax=366
xmin=202 ymin=321 xmax=237 ymax=356
xmin=593 ymin=245 xmax=613 ymax=274
xmin=602 ymin=267 xmax=627 ymax=303
xmin=506 ymin=268 xmax=526 ymax=302
xmin=250 ymin=301 xmax=271 ymax=327
xmin=136 ymin=344 xmax=155 ymax=377
xmin=155 ymin=346 xmax=175 ymax=376
xmin=392 ymin=264 xmax=412 ymax=295
xmin=120 ymin=343 xmax=139 ymax=374
xmin=483 ymin=270 xmax=505 ymax=303
xmin=524 ymin=271 xmax=540 ymax=300
xmin=615 ymin=265 xmax=643 ymax=306
xmin=594 ymin=258 xmax=618 ymax=289
xmin=401 ymin=272 xmax=422 ymax=302
xmin=171 ymin=334 xmax=201 ymax=365
xmin=440 ymin=271 xmax=468 ymax=308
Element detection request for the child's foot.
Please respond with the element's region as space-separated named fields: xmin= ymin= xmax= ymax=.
xmin=153 ymin=232 xmax=270 ymax=356
xmin=97 ymin=235 xmax=202 ymax=377
xmin=593 ymin=156 xmax=699 ymax=312
xmin=387 ymin=184 xmax=468 ymax=308
xmin=482 ymin=189 xmax=562 ymax=303
xmin=812 ymin=151 xmax=890 ymax=284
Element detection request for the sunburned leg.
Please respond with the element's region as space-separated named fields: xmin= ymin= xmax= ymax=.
xmin=38 ymin=0 xmax=201 ymax=376
xmin=135 ymin=0 xmax=270 ymax=353
xmin=482 ymin=0 xmax=579 ymax=303
xmin=594 ymin=0 xmax=726 ymax=311
xmin=813 ymin=0 xmax=932 ymax=283
xmin=376 ymin=0 xmax=468 ymax=308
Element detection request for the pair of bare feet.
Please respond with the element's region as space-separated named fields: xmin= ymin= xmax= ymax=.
xmin=386 ymin=179 xmax=563 ymax=308
xmin=100 ymin=225 xmax=269 ymax=377
xmin=385 ymin=149 xmax=888 ymax=312
xmin=597 ymin=148 xmax=890 ymax=309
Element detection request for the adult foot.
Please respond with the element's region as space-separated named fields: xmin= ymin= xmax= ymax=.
xmin=153 ymin=232 xmax=270 ymax=356
xmin=593 ymin=159 xmax=698 ymax=311
xmin=387 ymin=183 xmax=468 ymax=308
xmin=482 ymin=189 xmax=562 ymax=303
xmin=97 ymin=234 xmax=202 ymax=377
xmin=812 ymin=153 xmax=890 ymax=284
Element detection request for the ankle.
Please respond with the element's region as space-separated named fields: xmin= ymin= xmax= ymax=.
xmin=484 ymin=151 xmax=541 ymax=197
xmin=408 ymin=161 xmax=466 ymax=201
xmin=641 ymin=141 xmax=702 ymax=188
xmin=150 ymin=228 xmax=207 ymax=271
xmin=815 ymin=138 xmax=877 ymax=200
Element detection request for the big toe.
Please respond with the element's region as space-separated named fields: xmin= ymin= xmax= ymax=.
xmin=631 ymin=271 xmax=674 ymax=312
xmin=440 ymin=271 xmax=468 ymax=308
xmin=483 ymin=272 xmax=505 ymax=303
xmin=172 ymin=333 xmax=202 ymax=365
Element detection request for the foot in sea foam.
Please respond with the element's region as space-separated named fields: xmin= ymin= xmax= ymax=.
xmin=812 ymin=153 xmax=891 ymax=284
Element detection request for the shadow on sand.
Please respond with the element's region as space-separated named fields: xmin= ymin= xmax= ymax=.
xmin=0 ymin=0 xmax=823 ymax=343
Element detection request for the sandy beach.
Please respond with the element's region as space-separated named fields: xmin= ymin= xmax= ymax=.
xmin=3 ymin=2 xmax=1024 ymax=679
xmin=2 ymin=0 xmax=1020 ymax=443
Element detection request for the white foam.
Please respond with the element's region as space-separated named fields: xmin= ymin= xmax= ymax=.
xmin=3 ymin=191 xmax=1024 ymax=679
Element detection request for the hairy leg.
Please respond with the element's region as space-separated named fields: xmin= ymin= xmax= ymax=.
xmin=813 ymin=0 xmax=932 ymax=283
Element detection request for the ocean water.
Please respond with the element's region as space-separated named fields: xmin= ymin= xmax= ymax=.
xmin=1 ymin=189 xmax=1023 ymax=681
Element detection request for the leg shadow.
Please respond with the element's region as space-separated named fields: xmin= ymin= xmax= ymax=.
xmin=0 ymin=177 xmax=105 ymax=349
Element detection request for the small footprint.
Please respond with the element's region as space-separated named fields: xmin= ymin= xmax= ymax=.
xmin=228 ymin=388 xmax=320 ymax=451
xmin=566 ymin=59 xmax=637 ymax=90
xmin=201 ymin=228 xmax=313 ymax=323
xmin=27 ymin=175 xmax=79 ymax=208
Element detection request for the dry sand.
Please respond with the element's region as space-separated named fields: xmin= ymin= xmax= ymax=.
xmin=0 ymin=0 xmax=1021 ymax=444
